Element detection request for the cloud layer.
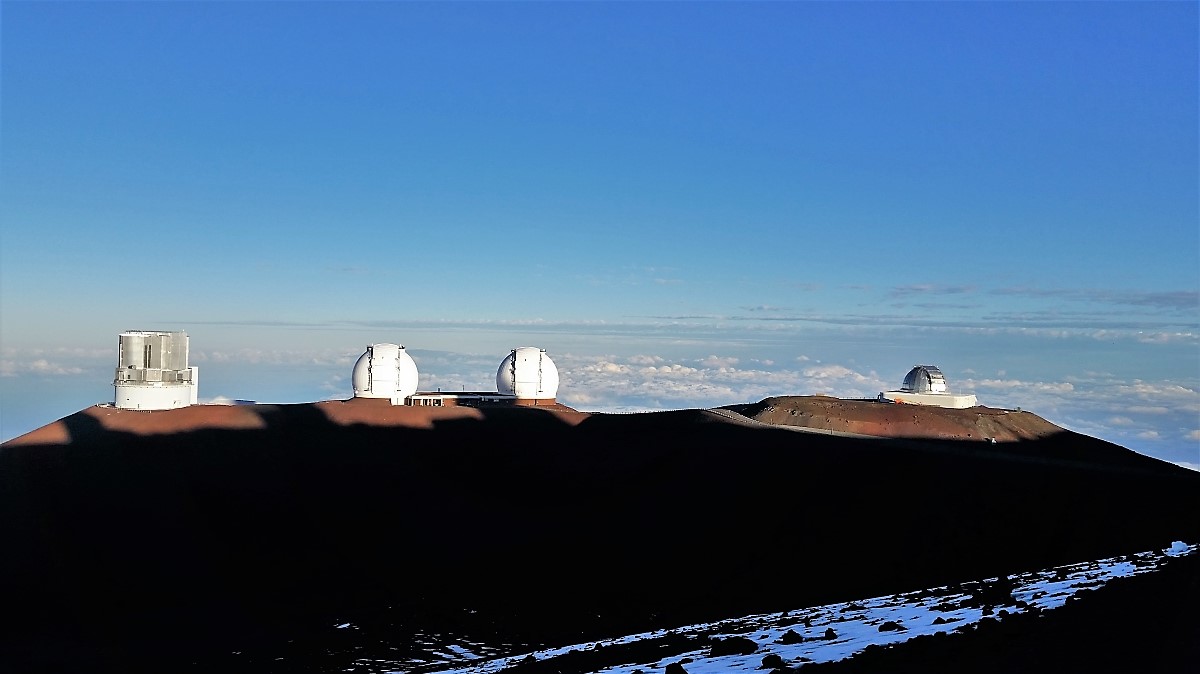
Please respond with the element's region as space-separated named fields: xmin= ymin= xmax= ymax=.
xmin=2 ymin=339 xmax=1195 ymax=472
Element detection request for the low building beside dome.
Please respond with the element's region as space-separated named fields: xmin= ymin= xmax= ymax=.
xmin=878 ymin=365 xmax=977 ymax=409
xmin=407 ymin=391 xmax=519 ymax=407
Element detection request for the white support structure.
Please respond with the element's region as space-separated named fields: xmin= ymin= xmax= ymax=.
xmin=113 ymin=330 xmax=198 ymax=410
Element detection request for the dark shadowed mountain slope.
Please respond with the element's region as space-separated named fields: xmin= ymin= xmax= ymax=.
xmin=799 ymin=547 xmax=1200 ymax=674
xmin=1 ymin=399 xmax=1196 ymax=671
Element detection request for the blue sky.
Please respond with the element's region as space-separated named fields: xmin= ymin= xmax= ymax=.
xmin=1 ymin=2 xmax=1197 ymax=468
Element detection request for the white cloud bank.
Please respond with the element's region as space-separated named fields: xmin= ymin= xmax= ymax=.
xmin=558 ymin=354 xmax=888 ymax=411
xmin=2 ymin=343 xmax=1195 ymax=470
xmin=0 ymin=359 xmax=86 ymax=377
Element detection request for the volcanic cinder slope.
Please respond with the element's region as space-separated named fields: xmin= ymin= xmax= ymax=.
xmin=1 ymin=396 xmax=1196 ymax=671
xmin=725 ymin=395 xmax=1063 ymax=441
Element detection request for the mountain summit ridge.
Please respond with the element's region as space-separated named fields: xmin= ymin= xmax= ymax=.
xmin=1 ymin=395 xmax=1195 ymax=671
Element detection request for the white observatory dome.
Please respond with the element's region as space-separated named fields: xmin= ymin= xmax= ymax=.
xmin=352 ymin=343 xmax=419 ymax=404
xmin=900 ymin=365 xmax=949 ymax=394
xmin=496 ymin=347 xmax=559 ymax=400
xmin=880 ymin=364 xmax=976 ymax=408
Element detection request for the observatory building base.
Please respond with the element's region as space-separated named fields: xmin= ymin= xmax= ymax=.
xmin=115 ymin=381 xmax=198 ymax=411
xmin=878 ymin=392 xmax=978 ymax=409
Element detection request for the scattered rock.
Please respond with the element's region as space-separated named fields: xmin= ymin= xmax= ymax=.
xmin=665 ymin=663 xmax=689 ymax=674
xmin=509 ymin=654 xmax=538 ymax=672
xmin=824 ymin=627 xmax=838 ymax=640
xmin=878 ymin=620 xmax=906 ymax=632
xmin=778 ymin=629 xmax=804 ymax=644
xmin=709 ymin=635 xmax=759 ymax=656
xmin=759 ymin=653 xmax=786 ymax=669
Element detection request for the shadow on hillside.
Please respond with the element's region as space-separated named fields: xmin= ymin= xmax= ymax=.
xmin=1 ymin=404 xmax=1196 ymax=671
xmin=62 ymin=407 xmax=107 ymax=445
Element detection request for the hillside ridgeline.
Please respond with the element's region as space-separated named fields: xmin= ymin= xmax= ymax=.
xmin=725 ymin=395 xmax=1062 ymax=441
xmin=1 ymin=397 xmax=1196 ymax=670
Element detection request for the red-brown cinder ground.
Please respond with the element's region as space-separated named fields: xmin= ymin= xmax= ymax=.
xmin=7 ymin=394 xmax=1053 ymax=448
xmin=3 ymin=397 xmax=589 ymax=446
xmin=317 ymin=397 xmax=588 ymax=429
xmin=728 ymin=395 xmax=1062 ymax=442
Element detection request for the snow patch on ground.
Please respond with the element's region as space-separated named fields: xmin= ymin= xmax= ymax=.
xmin=335 ymin=542 xmax=1196 ymax=674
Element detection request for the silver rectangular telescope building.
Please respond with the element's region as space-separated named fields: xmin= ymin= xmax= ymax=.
xmin=113 ymin=330 xmax=198 ymax=410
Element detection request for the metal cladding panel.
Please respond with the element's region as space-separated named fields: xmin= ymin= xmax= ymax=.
xmin=162 ymin=332 xmax=188 ymax=371
xmin=117 ymin=331 xmax=189 ymax=371
xmin=902 ymin=365 xmax=947 ymax=394
xmin=369 ymin=343 xmax=401 ymax=361
xmin=118 ymin=334 xmax=145 ymax=369
xmin=148 ymin=334 xmax=165 ymax=369
xmin=395 ymin=350 xmax=419 ymax=398
xmin=350 ymin=352 xmax=369 ymax=393
xmin=370 ymin=357 xmax=400 ymax=385
xmin=352 ymin=352 xmax=371 ymax=396
xmin=496 ymin=354 xmax=515 ymax=396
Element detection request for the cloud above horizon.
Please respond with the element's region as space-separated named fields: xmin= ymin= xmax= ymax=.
xmin=0 ymin=358 xmax=86 ymax=377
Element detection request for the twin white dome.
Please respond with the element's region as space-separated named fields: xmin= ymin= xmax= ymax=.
xmin=496 ymin=347 xmax=560 ymax=400
xmin=351 ymin=343 xmax=419 ymax=404
xmin=351 ymin=343 xmax=559 ymax=403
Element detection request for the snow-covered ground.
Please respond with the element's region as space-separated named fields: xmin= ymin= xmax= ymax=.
xmin=331 ymin=541 xmax=1194 ymax=674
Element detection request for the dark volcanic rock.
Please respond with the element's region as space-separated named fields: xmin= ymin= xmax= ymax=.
xmin=760 ymin=653 xmax=787 ymax=669
xmin=708 ymin=635 xmax=759 ymax=656
xmin=778 ymin=629 xmax=804 ymax=644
